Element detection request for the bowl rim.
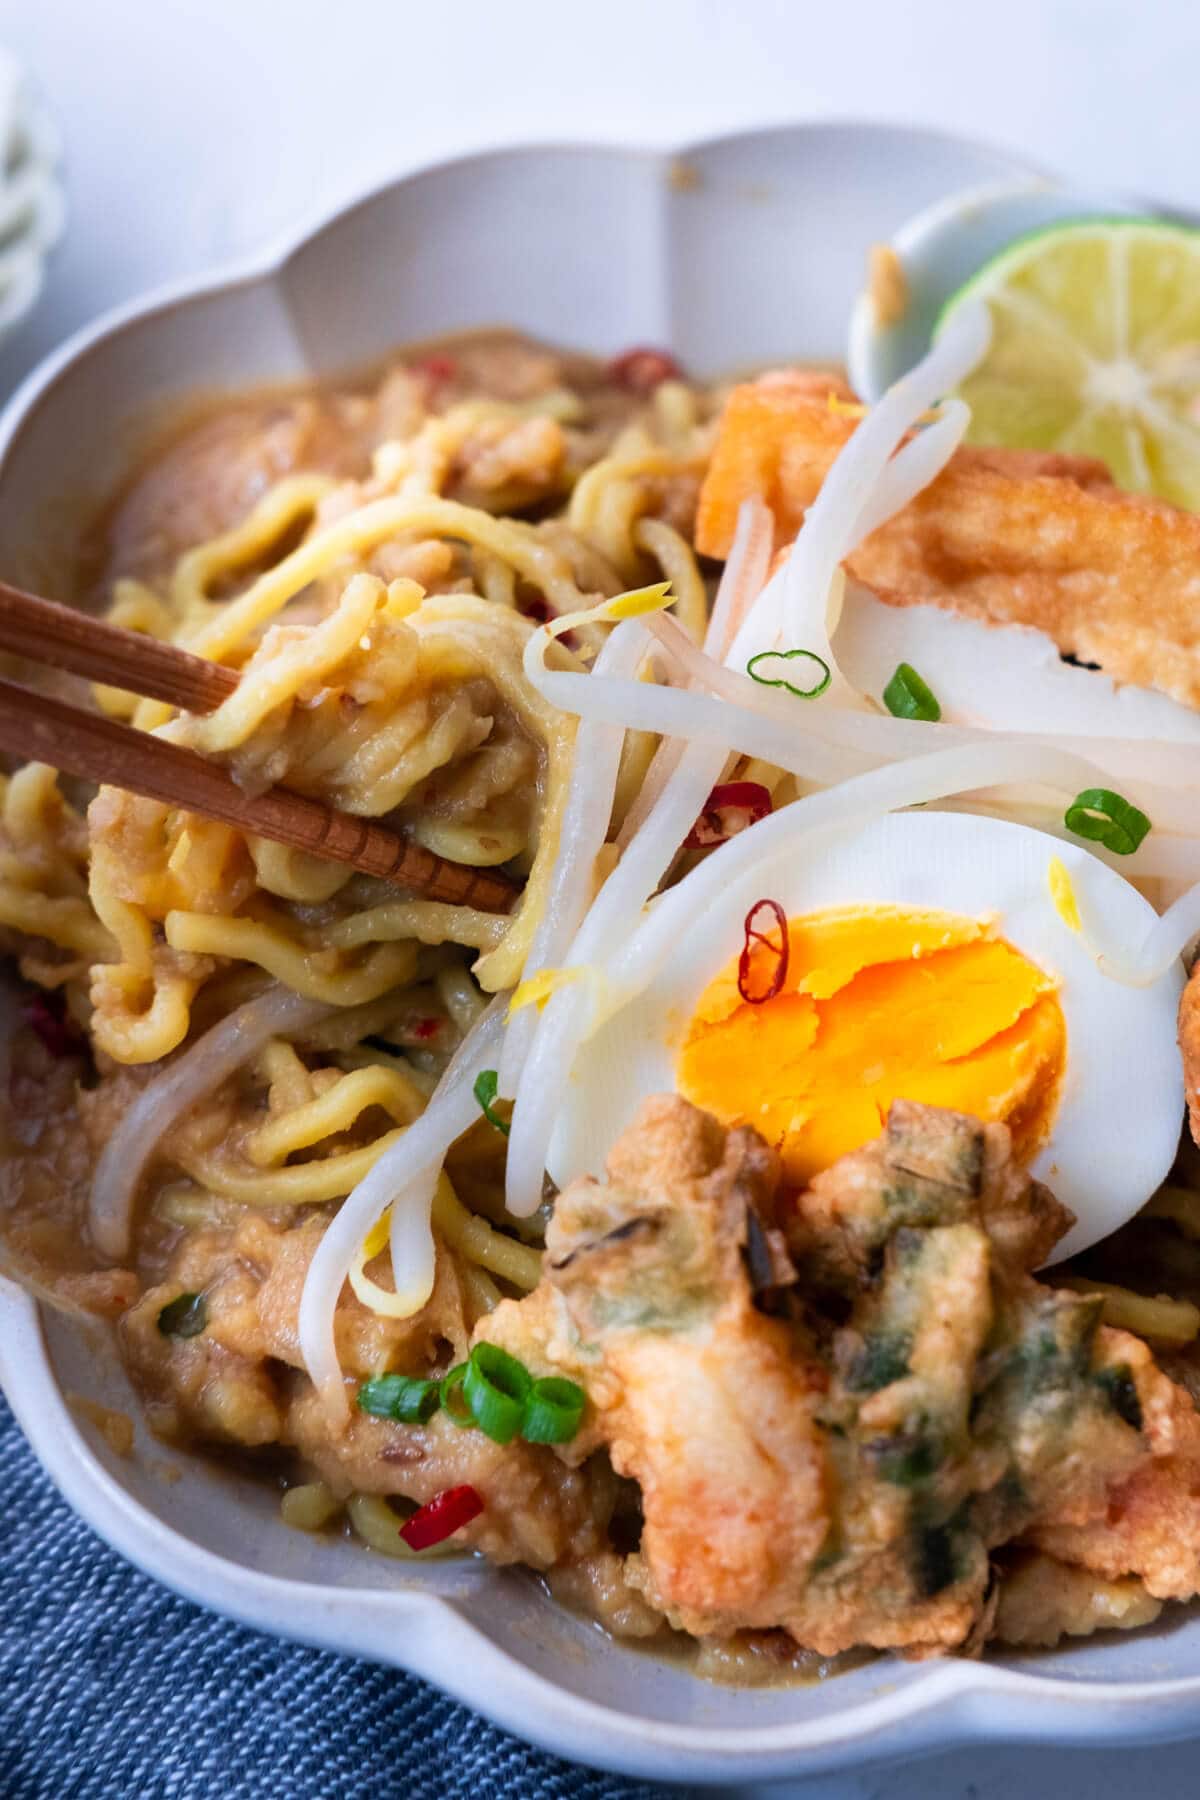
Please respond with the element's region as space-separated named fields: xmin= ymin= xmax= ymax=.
xmin=4 ymin=118 xmax=1200 ymax=1782
xmin=0 ymin=113 xmax=1049 ymax=475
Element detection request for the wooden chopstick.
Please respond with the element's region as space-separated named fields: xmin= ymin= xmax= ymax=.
xmin=0 ymin=580 xmax=518 ymax=915
xmin=0 ymin=579 xmax=238 ymax=713
xmin=0 ymin=679 xmax=516 ymax=911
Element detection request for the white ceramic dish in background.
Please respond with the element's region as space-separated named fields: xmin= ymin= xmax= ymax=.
xmin=3 ymin=122 xmax=1200 ymax=1785
xmin=0 ymin=47 xmax=64 ymax=343
xmin=846 ymin=176 xmax=1139 ymax=401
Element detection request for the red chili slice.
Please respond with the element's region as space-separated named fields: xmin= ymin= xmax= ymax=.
xmin=399 ymin=1483 xmax=484 ymax=1551
xmin=684 ymin=781 xmax=772 ymax=850
xmin=24 ymin=992 xmax=84 ymax=1058
xmin=412 ymin=354 xmax=458 ymax=389
xmin=606 ymin=347 xmax=682 ymax=394
xmin=737 ymin=898 xmax=789 ymax=1006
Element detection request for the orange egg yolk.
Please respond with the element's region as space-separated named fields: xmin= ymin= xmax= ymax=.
xmin=676 ymin=906 xmax=1066 ymax=1186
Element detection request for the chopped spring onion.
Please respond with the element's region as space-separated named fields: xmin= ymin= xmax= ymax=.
xmin=157 ymin=1292 xmax=207 ymax=1339
xmin=738 ymin=898 xmax=790 ymax=1006
xmin=521 ymin=1376 xmax=587 ymax=1445
xmin=1064 ymin=787 xmax=1152 ymax=856
xmin=746 ymin=647 xmax=832 ymax=699
xmin=882 ymin=662 xmax=941 ymax=722
xmin=440 ymin=1362 xmax=473 ymax=1427
xmin=684 ymin=780 xmax=773 ymax=850
xmin=1095 ymin=1363 xmax=1143 ymax=1431
xmin=473 ymin=1069 xmax=510 ymax=1137
xmin=398 ymin=1483 xmax=484 ymax=1551
xmin=464 ymin=1342 xmax=532 ymax=1444
xmin=357 ymin=1373 xmax=439 ymax=1425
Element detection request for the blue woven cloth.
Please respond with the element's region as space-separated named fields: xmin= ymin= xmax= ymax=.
xmin=0 ymin=1393 xmax=665 ymax=1800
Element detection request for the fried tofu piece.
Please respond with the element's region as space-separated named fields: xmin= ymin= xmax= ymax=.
xmin=695 ymin=373 xmax=1200 ymax=709
xmin=1180 ymin=966 xmax=1200 ymax=1145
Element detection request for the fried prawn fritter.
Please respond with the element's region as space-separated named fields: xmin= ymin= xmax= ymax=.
xmin=695 ymin=373 xmax=1200 ymax=708
xmin=1027 ymin=1327 xmax=1200 ymax=1602
xmin=523 ymin=1095 xmax=828 ymax=1639
xmin=492 ymin=1095 xmax=1200 ymax=1658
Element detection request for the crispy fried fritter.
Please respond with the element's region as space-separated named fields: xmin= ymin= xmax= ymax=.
xmin=695 ymin=373 xmax=1200 ymax=708
xmin=535 ymin=1096 xmax=829 ymax=1639
xmin=788 ymin=1098 xmax=1072 ymax=1288
xmin=503 ymin=1095 xmax=1200 ymax=1659
xmin=1028 ymin=1326 xmax=1200 ymax=1600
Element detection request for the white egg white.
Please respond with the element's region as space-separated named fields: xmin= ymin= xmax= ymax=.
xmin=549 ymin=811 xmax=1185 ymax=1262
xmin=833 ymin=582 xmax=1200 ymax=742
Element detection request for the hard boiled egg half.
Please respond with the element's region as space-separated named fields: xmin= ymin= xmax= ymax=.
xmin=549 ymin=811 xmax=1185 ymax=1261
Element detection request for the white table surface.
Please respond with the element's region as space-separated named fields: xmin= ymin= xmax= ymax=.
xmin=4 ymin=1 xmax=1200 ymax=1793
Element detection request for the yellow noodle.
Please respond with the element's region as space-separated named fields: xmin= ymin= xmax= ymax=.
xmin=413 ymin=816 xmax=527 ymax=868
xmin=1053 ymin=1275 xmax=1200 ymax=1346
xmin=431 ymin=1173 xmax=542 ymax=1291
xmin=633 ymin=516 xmax=708 ymax=644
xmin=652 ymin=379 xmax=700 ymax=444
xmin=153 ymin=1184 xmax=245 ymax=1232
xmin=281 ymin=1482 xmax=342 ymax=1531
xmin=163 ymin=913 xmax=419 ymax=1006
xmin=170 ymin=472 xmax=333 ymax=617
xmin=177 ymin=1128 xmax=405 ymax=1205
xmin=434 ymin=962 xmax=486 ymax=1034
xmin=1144 ymin=1184 xmax=1200 ymax=1240
xmin=92 ymin=581 xmax=176 ymax=717
xmin=346 ymin=1492 xmax=464 ymax=1560
xmin=193 ymin=573 xmax=386 ymax=751
xmin=247 ymin=840 xmax=352 ymax=904
xmin=567 ymin=448 xmax=681 ymax=547
xmin=247 ymin=1064 xmax=426 ymax=1167
xmin=322 ymin=904 xmax=507 ymax=956
xmin=186 ymin=495 xmax=587 ymax=662
xmin=472 ymin=546 xmax=518 ymax=609
xmin=0 ymin=885 xmax=114 ymax=961
xmin=259 ymin=1039 xmax=320 ymax=1112
xmin=94 ymin=965 xmax=201 ymax=1067
xmin=459 ymin=1261 xmax=503 ymax=1317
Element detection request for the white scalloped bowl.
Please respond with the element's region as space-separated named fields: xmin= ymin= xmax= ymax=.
xmin=3 ymin=124 xmax=1200 ymax=1784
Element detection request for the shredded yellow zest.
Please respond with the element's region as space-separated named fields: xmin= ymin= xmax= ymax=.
xmin=1048 ymin=857 xmax=1082 ymax=934
xmin=509 ymin=964 xmax=598 ymax=1016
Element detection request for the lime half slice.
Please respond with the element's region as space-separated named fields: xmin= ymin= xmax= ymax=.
xmin=941 ymin=218 xmax=1200 ymax=508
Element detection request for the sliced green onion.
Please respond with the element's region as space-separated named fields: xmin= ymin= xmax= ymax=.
xmin=1064 ymin=787 xmax=1151 ymax=856
xmin=357 ymin=1373 xmax=440 ymax=1424
xmin=464 ymin=1342 xmax=532 ymax=1444
xmin=157 ymin=1292 xmax=207 ymax=1339
xmin=882 ymin=662 xmax=941 ymax=721
xmin=746 ymin=647 xmax=831 ymax=699
xmin=440 ymin=1362 xmax=473 ymax=1427
xmin=473 ymin=1068 xmax=510 ymax=1137
xmin=522 ymin=1376 xmax=587 ymax=1444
